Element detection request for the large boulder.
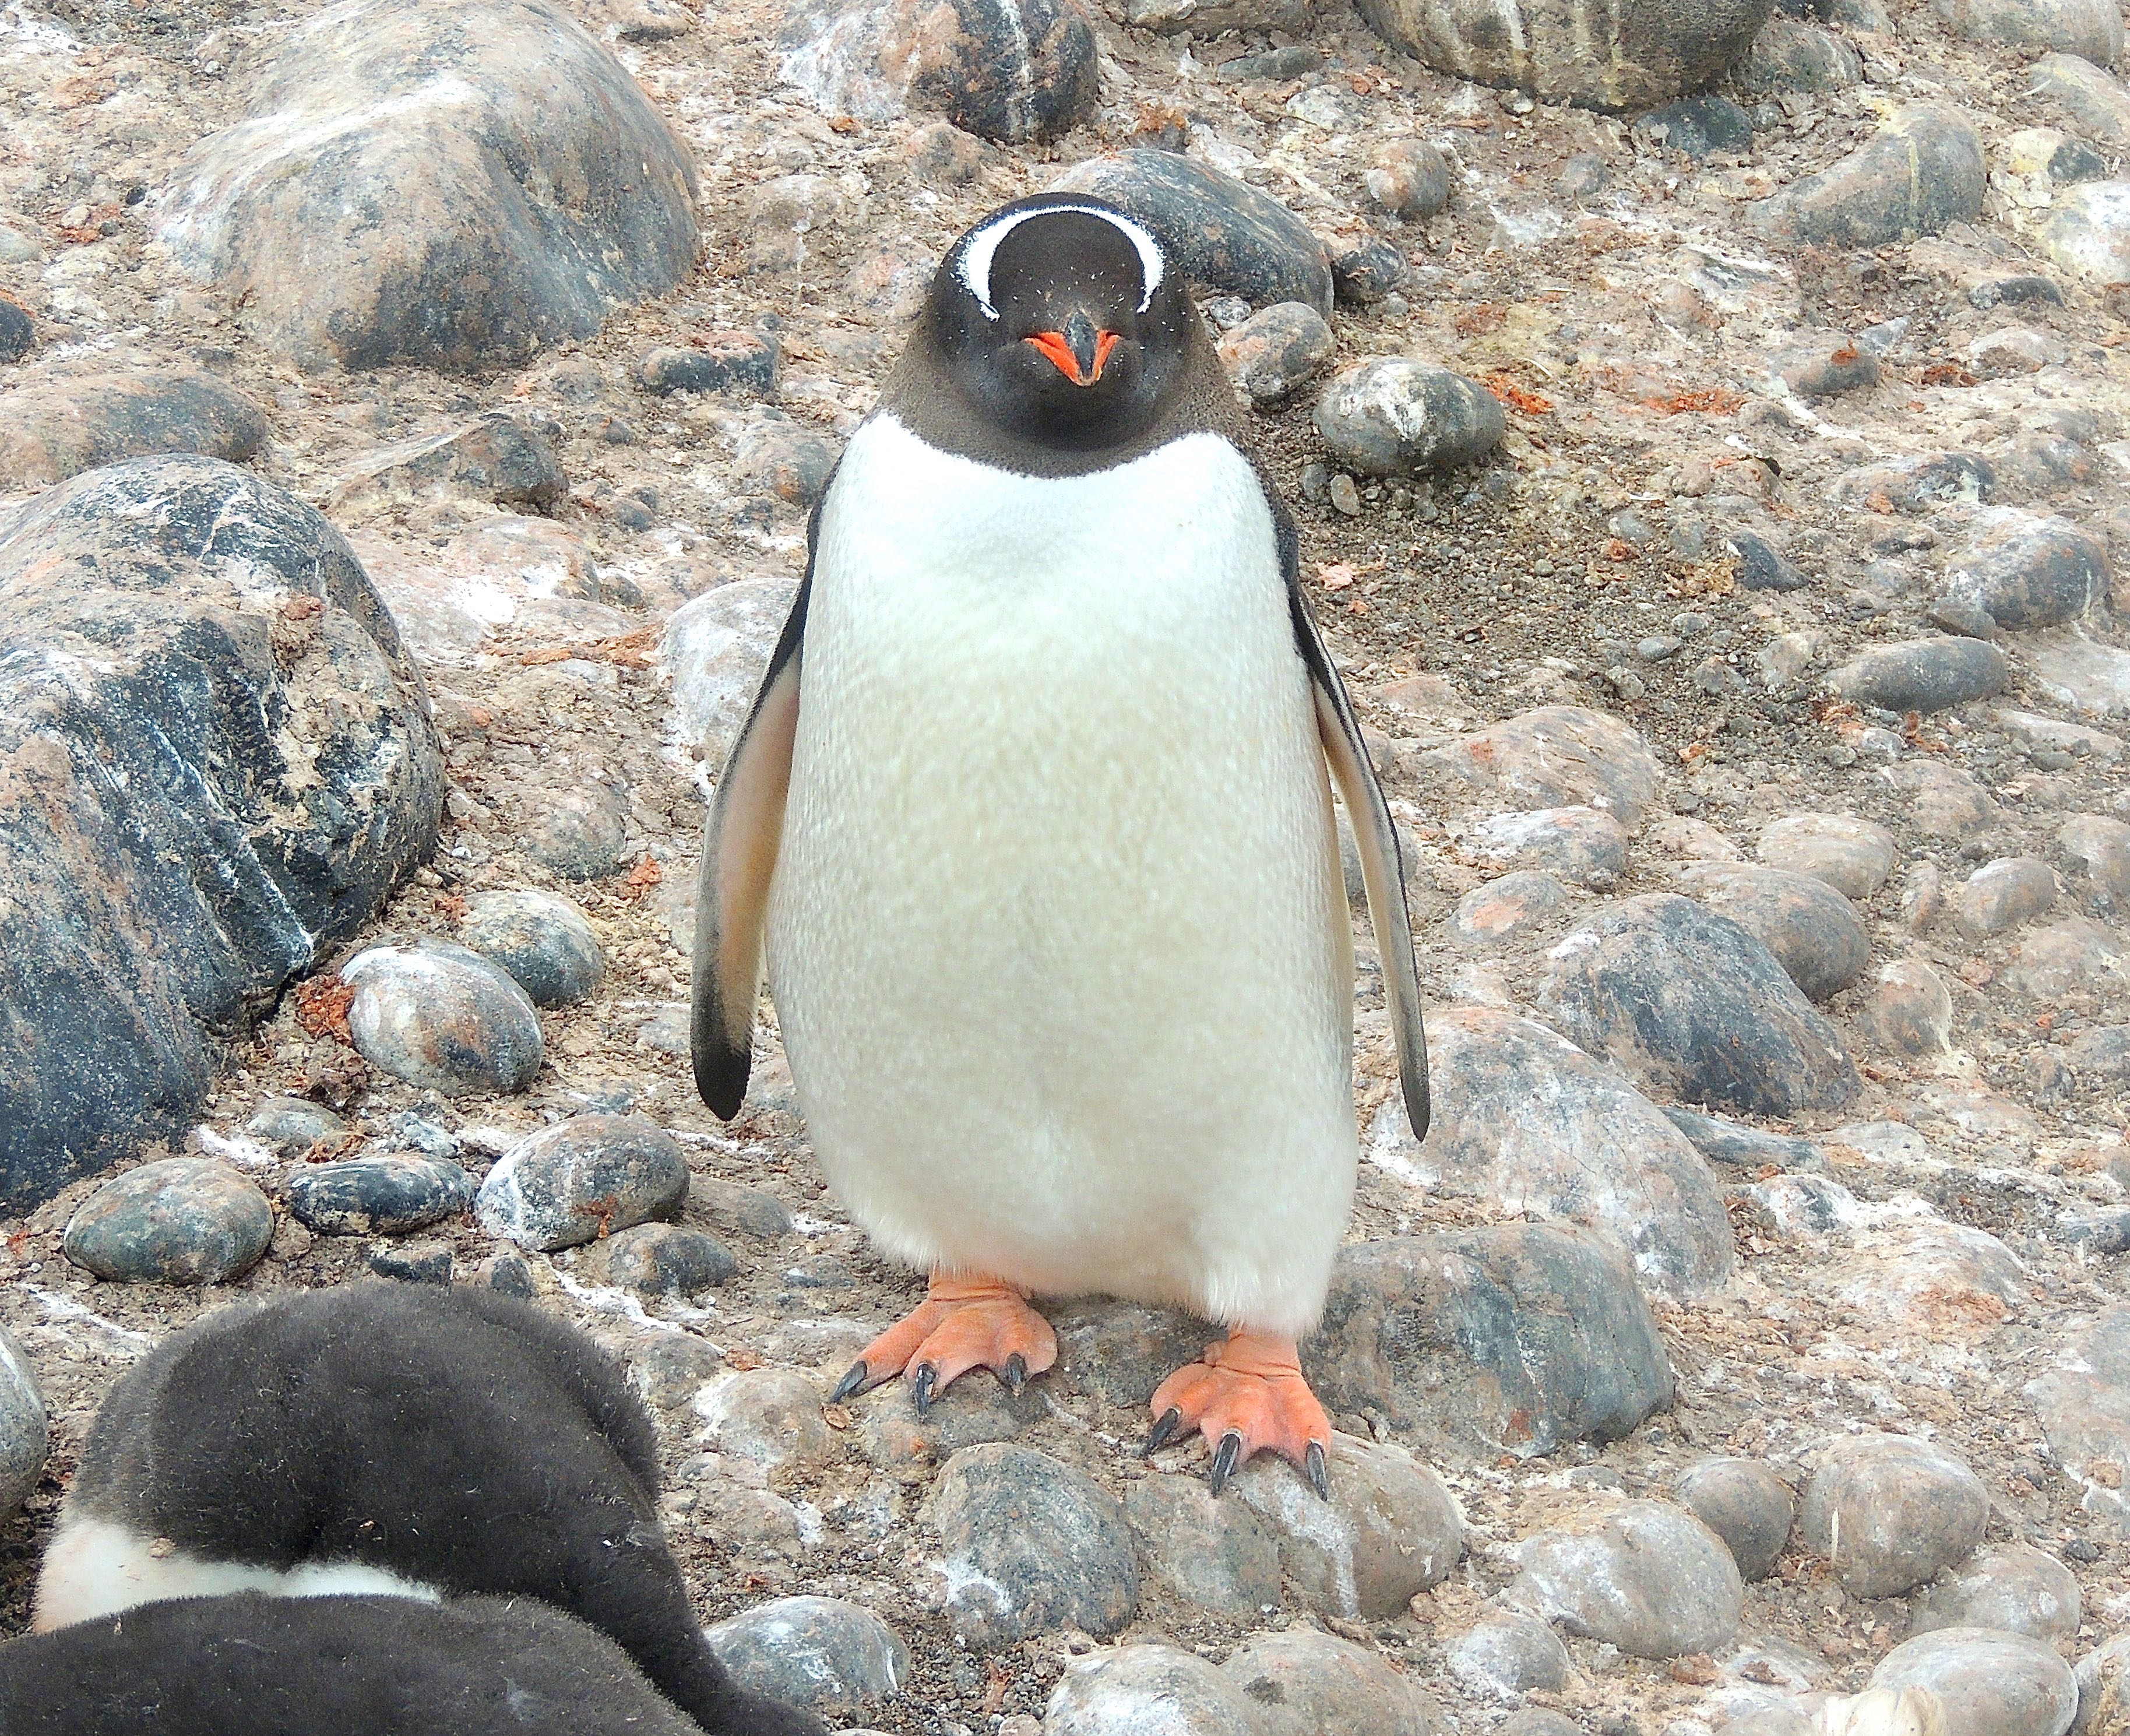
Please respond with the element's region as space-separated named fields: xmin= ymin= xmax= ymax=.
xmin=156 ymin=0 xmax=699 ymax=372
xmin=1353 ymin=0 xmax=1773 ymax=110
xmin=0 ymin=456 xmax=443 ymax=1209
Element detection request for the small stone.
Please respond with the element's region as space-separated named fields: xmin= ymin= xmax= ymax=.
xmin=1956 ymin=857 xmax=2059 ymax=939
xmin=1636 ymin=94 xmax=1754 ymax=159
xmin=1910 ymin=1543 xmax=2081 ymax=1640
xmin=1498 ymin=1715 xmax=1581 ymax=1736
xmin=1676 ymin=1459 xmax=1795 ymax=1581
xmin=2027 ymin=1304 xmax=2130 ymax=1528
xmin=1739 ymin=1172 xmax=1860 ymax=1238
xmin=368 ymin=1240 xmax=452 ymax=1283
xmin=927 ymin=1443 xmax=1138 ymax=1649
xmin=1223 ymin=43 xmax=1322 ymax=80
xmin=0 ymin=1327 xmax=47 ymax=1517
xmin=1051 ymin=1299 xmax=1210 ymax=1410
xmin=1756 ymin=814 xmax=1896 ymax=900
xmin=283 ymin=1154 xmax=473 ymax=1235
xmin=1052 ymin=149 xmax=1332 ymax=314
xmin=693 ymin=1368 xmax=835 ymax=1476
xmin=1329 ymin=473 xmax=1363 ymax=516
xmin=1773 ymin=333 xmax=1879 ymax=399
xmin=1450 ymin=870 xmax=1573 ymax=946
xmin=904 ymin=119 xmax=991 ymax=184
xmin=1374 ymin=1006 xmax=1733 ymax=1299
xmin=1750 ymin=107 xmax=1984 ymax=246
xmin=1220 ymin=1629 xmax=1447 ymax=1736
xmin=2039 ymin=180 xmax=2130 ymax=288
xmin=689 ymin=1174 xmax=795 ymax=1242
xmin=1124 ymin=1473 xmax=1283 ymax=1617
xmin=1727 ymin=531 xmax=1810 ymax=593
xmin=244 ymin=1097 xmax=345 ymax=1155
xmin=1314 ymin=358 xmax=1505 ymax=477
xmin=0 ymin=301 xmax=31 ymax=364
xmin=1869 ymin=1628 xmax=2078 ymax=1736
xmin=1832 ymin=450 xmax=1995 ymax=513
xmin=1941 ymin=510 xmax=2109 ymax=631
xmin=343 ymin=939 xmax=544 ymax=1097
xmin=1860 ymin=960 xmax=1954 ymax=1055
xmin=2034 ymin=51 xmax=2130 ymax=149
xmin=61 ymin=1158 xmax=273 ymax=1285
xmin=1970 ymin=325 xmax=2069 ymax=376
xmin=705 ymin=1595 xmax=909 ymax=1716
xmin=1448 ymin=1612 xmax=1572 ymax=1700
xmin=1756 ymin=631 xmax=1826 ymax=688
xmin=457 ymin=889 xmax=604 ymax=1008
xmin=0 ymin=371 xmax=269 ymax=490
xmin=474 ymin=1114 xmax=689 ymax=1251
xmin=523 ymin=781 xmax=632 ymax=881
xmin=1829 ymin=637 xmax=2008 ymax=714
xmin=584 ymin=1221 xmax=735 ymax=1296
xmin=1045 ymin=1645 xmax=1257 ymax=1735
xmin=1680 ymin=864 xmax=1870 ymax=1002
xmin=1217 ymin=302 xmax=1336 ymax=405
xmin=2005 ymin=917 xmax=2130 ymax=1006
xmin=1738 ymin=17 xmax=1863 ymax=91
xmin=1797 ymin=1433 xmax=1989 ymax=1598
xmin=1934 ymin=0 xmax=2122 ymax=62
xmin=1883 ymin=760 xmax=1999 ymax=839
xmin=1998 ymin=709 xmax=2126 ymax=765
xmin=473 ymin=1249 xmax=536 ymax=1297
xmin=2076 ymin=1632 xmax=2130 ymax=1733
xmin=329 ymin=414 xmax=564 ymax=518
xmin=1462 ymin=805 xmax=1628 ymax=889
xmin=2026 ymin=632 xmax=2130 ymax=720
xmin=1421 ymin=706 xmax=1663 ymax=830
xmin=2061 ymin=815 xmax=2130 ymax=913
xmin=638 ymin=336 xmax=779 ymax=398
xmin=1327 ymin=230 xmax=1408 ymax=305
xmin=1511 ymin=1501 xmax=1744 ymax=1659
xmin=1367 ymin=139 xmax=1451 ymax=221
xmin=1227 ymin=1432 xmax=1463 ymax=1619
xmin=664 ymin=578 xmax=800 ymax=766
xmin=1538 ymin=894 xmax=1861 ymax=1118
xmin=779 ymin=0 xmax=1096 ymax=143
xmin=1559 ymin=151 xmax=1611 ymax=200
xmin=1307 ymin=1225 xmax=1674 ymax=1458
xmin=734 ymin=414 xmax=839 ymax=506
xmin=1661 ymin=1104 xmax=1826 ymax=1171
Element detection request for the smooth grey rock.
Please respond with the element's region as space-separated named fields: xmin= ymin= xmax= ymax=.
xmin=1421 ymin=706 xmax=1663 ymax=830
xmin=638 ymin=336 xmax=779 ymax=397
xmin=523 ymin=782 xmax=631 ymax=881
xmin=1373 ymin=1006 xmax=1733 ymax=1300
xmin=283 ymin=1154 xmax=472 ymax=1235
xmin=1450 ymin=870 xmax=1574 ymax=946
xmin=1729 ymin=530 xmax=1811 ymax=592
xmin=1676 ymin=1458 xmax=1794 ymax=1580
xmin=1122 ymin=0 xmax=1304 ymax=33
xmin=1352 ymin=0 xmax=1772 ymax=108
xmin=2036 ymin=52 xmax=2130 ymax=148
xmin=704 ymin=1594 xmax=908 ymax=1716
xmin=2028 ymin=1304 xmax=2130 ymax=1530
xmin=928 ymin=1444 xmax=1138 ymax=1648
xmin=1882 ymin=759 xmax=2000 ymax=839
xmin=663 ymin=578 xmax=798 ymax=767
xmin=1220 ymin=1629 xmax=1448 ymax=1735
xmin=2026 ymin=631 xmax=2130 ymax=720
xmin=1870 ymin=1627 xmax=2077 ymax=1736
xmin=1797 ymin=1434 xmax=1988 ymax=1597
xmin=0 ymin=1327 xmax=47 ymax=1518
xmin=1124 ymin=1472 xmax=1283 ymax=1617
xmin=1052 ymin=150 xmax=1333 ymax=314
xmin=1756 ymin=814 xmax=1896 ymax=900
xmin=1911 ymin=1543 xmax=2081 ymax=1640
xmin=0 ymin=457 xmax=441 ymax=1212
xmin=245 ymin=1098 xmax=345 ymax=1155
xmin=688 ymin=1174 xmax=795 ymax=1242
xmin=457 ymin=889 xmax=604 ymax=1008
xmin=695 ymin=1368 xmax=834 ymax=1472
xmin=1051 ymin=1298 xmax=1212 ymax=1410
xmin=2061 ymin=815 xmax=2130 ymax=913
xmin=1511 ymin=1500 xmax=1744 ymax=1658
xmin=1045 ymin=1645 xmax=1258 ymax=1735
xmin=1305 ymin=1224 xmax=1675 ymax=1459
xmin=1772 ymin=332 xmax=1878 ymax=398
xmin=62 ymin=1158 xmax=273 ymax=1285
xmin=1681 ymin=864 xmax=1870 ymax=1002
xmin=1327 ymin=230 xmax=1408 ymax=305
xmin=1750 ymin=107 xmax=1984 ymax=245
xmin=1829 ymin=637 xmax=2009 ymax=714
xmin=156 ymin=0 xmax=699 ymax=371
xmin=474 ymin=1249 xmax=536 ymax=1298
xmin=1956 ymin=857 xmax=2059 ymax=939
xmin=1941 ymin=510 xmax=2109 ymax=631
xmin=1227 ymin=1432 xmax=1463 ymax=1619
xmin=1661 ymin=1104 xmax=1826 ymax=1171
xmin=1860 ymin=960 xmax=1954 ymax=1055
xmin=734 ymin=414 xmax=839 ymax=506
xmin=1314 ymin=358 xmax=1505 ymax=476
xmin=344 ymin=939 xmax=543 ymax=1097
xmin=475 ymin=1115 xmax=689 ymax=1251
xmin=1448 ymin=1612 xmax=1572 ymax=1699
xmin=0 ymin=371 xmax=269 ymax=490
xmin=2002 ymin=916 xmax=2130 ymax=1006
xmin=369 ymin=1240 xmax=452 ymax=1283
xmin=1738 ymin=17 xmax=1861 ymax=90
xmin=1539 ymin=894 xmax=1861 ymax=1118
xmin=584 ymin=1221 xmax=735 ymax=1295
xmin=1217 ymin=302 xmax=1335 ymax=405
xmin=1832 ymin=451 xmax=1995 ymax=512
xmin=1934 ymin=0 xmax=2122 ymax=63
xmin=1367 ymin=139 xmax=1452 ymax=220
xmin=2042 ymin=179 xmax=2130 ymax=287
xmin=2075 ymin=1632 xmax=2130 ymax=1735
xmin=1462 ymin=805 xmax=1628 ymax=889
xmin=0 ymin=301 xmax=30 ymax=364
xmin=1636 ymin=93 xmax=1754 ymax=159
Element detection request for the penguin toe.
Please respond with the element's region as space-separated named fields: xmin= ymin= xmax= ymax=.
xmin=838 ymin=1273 xmax=1057 ymax=1409
xmin=1146 ymin=1332 xmax=1333 ymax=1496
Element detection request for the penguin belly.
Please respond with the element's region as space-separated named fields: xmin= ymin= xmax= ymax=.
xmin=765 ymin=416 xmax=1357 ymax=1338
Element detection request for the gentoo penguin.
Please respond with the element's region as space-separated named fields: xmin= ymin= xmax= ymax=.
xmin=691 ymin=193 xmax=1428 ymax=1494
xmin=1 ymin=1591 xmax=712 ymax=1736
xmin=31 ymin=1285 xmax=827 ymax=1736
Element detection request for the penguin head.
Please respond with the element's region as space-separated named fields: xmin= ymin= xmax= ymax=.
xmin=927 ymin=195 xmax=1194 ymax=450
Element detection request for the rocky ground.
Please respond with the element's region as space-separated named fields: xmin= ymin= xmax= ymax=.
xmin=2 ymin=0 xmax=2130 ymax=1727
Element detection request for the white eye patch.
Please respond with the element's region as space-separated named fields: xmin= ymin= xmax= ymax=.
xmin=956 ymin=202 xmax=1166 ymax=322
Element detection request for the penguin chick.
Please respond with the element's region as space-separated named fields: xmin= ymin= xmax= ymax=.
xmin=691 ymin=195 xmax=1429 ymax=1495
xmin=1816 ymin=1686 xmax=1949 ymax=1736
xmin=31 ymin=1285 xmax=826 ymax=1736
xmin=0 ymin=1591 xmax=714 ymax=1736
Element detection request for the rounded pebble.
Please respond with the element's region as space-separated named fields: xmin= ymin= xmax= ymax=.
xmin=0 ymin=299 xmax=32 ymax=364
xmin=1221 ymin=1629 xmax=1444 ymax=1735
xmin=1315 ymin=358 xmax=1505 ymax=476
xmin=1828 ymin=636 xmax=2009 ymax=714
xmin=244 ymin=1097 xmax=346 ymax=1154
xmin=1464 ymin=805 xmax=1628 ymax=889
xmin=1910 ymin=1541 xmax=2081 ymax=1640
xmin=1680 ymin=864 xmax=1871 ymax=1002
xmin=62 ymin=1158 xmax=274 ymax=1285
xmin=1216 ymin=302 xmax=1335 ymax=405
xmin=523 ymin=781 xmax=632 ymax=881
xmin=1511 ymin=1499 xmax=1743 ymax=1658
xmin=1941 ymin=509 xmax=2108 ymax=631
xmin=1046 ymin=1644 xmax=1257 ymax=1735
xmin=638 ymin=334 xmax=779 ymax=397
xmin=1756 ymin=814 xmax=1897 ymax=900
xmin=1861 ymin=960 xmax=1956 ymax=1055
xmin=1675 ymin=1457 xmax=1795 ymax=1581
xmin=705 ymin=1594 xmax=908 ymax=1716
xmin=1366 ymin=139 xmax=1450 ymax=220
xmin=1326 ymin=230 xmax=1407 ymax=305
xmin=1955 ymin=856 xmax=2059 ymax=939
xmin=283 ymin=1154 xmax=473 ymax=1235
xmin=585 ymin=1221 xmax=736 ymax=1295
xmin=474 ymin=1114 xmax=689 ymax=1251
xmin=1448 ymin=1611 xmax=1572 ymax=1699
xmin=1123 ymin=1472 xmax=1281 ymax=1617
xmin=457 ymin=889 xmax=605 ymax=1007
xmin=0 ymin=1326 xmax=47 ymax=1517
xmin=1451 ymin=869 xmax=1573 ymax=946
xmin=1797 ymin=1433 xmax=1988 ymax=1598
xmin=343 ymin=939 xmax=544 ymax=1097
xmin=1870 ymin=1626 xmax=2077 ymax=1736
xmin=695 ymin=1367 xmax=835 ymax=1471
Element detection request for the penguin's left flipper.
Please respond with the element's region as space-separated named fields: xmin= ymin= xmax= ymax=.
xmin=691 ymin=579 xmax=810 ymax=1119
xmin=1287 ymin=568 xmax=1431 ymax=1142
xmin=1146 ymin=1331 xmax=1332 ymax=1498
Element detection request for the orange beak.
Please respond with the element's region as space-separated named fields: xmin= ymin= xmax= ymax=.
xmin=1024 ymin=322 xmax=1119 ymax=386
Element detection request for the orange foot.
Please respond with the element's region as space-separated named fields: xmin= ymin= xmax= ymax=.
xmin=830 ymin=1271 xmax=1058 ymax=1414
xmin=1146 ymin=1331 xmax=1332 ymax=1498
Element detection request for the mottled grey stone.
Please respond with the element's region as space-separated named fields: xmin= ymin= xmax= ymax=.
xmin=1681 ymin=864 xmax=1870 ymax=1003
xmin=1123 ymin=1473 xmax=1283 ymax=1618
xmin=1511 ymin=1500 xmax=1744 ymax=1658
xmin=0 ymin=1327 xmax=47 ymax=1517
xmin=1829 ymin=636 xmax=2009 ymax=713
xmin=474 ymin=1115 xmax=689 ymax=1251
xmin=1755 ymin=814 xmax=1896 ymax=900
xmin=1421 ymin=706 xmax=1663 ymax=830
xmin=1870 ymin=1628 xmax=2077 ymax=1736
xmin=1045 ymin=1645 xmax=1258 ymax=1735
xmin=1448 ymin=1612 xmax=1572 ymax=1700
xmin=1956 ymin=857 xmax=2059 ymax=939
xmin=1676 ymin=1458 xmax=1794 ymax=1580
xmin=1911 ymin=1543 xmax=2081 ymax=1640
xmin=458 ymin=889 xmax=604 ymax=1007
xmin=1750 ymin=107 xmax=1984 ymax=245
xmin=1941 ymin=510 xmax=2109 ymax=631
xmin=1315 ymin=358 xmax=1505 ymax=476
xmin=705 ymin=1595 xmax=908 ymax=1716
xmin=1798 ymin=1434 xmax=1988 ymax=1597
xmin=0 ymin=371 xmax=269 ymax=490
xmin=1217 ymin=302 xmax=1335 ymax=405
xmin=344 ymin=939 xmax=544 ymax=1097
xmin=1221 ymin=1629 xmax=1448 ymax=1736
xmin=62 ymin=1158 xmax=273 ymax=1285
xmin=284 ymin=1154 xmax=472 ymax=1235
xmin=584 ymin=1222 xmax=735 ymax=1296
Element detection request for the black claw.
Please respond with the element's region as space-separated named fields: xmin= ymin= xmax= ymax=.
xmin=1003 ymin=1352 xmax=1027 ymax=1397
xmin=1144 ymin=1407 xmax=1183 ymax=1457
xmin=1208 ymin=1431 xmax=1244 ymax=1496
xmin=830 ymin=1360 xmax=869 ymax=1404
xmin=913 ymin=1362 xmax=937 ymax=1417
xmin=1306 ymin=1440 xmax=1329 ymax=1501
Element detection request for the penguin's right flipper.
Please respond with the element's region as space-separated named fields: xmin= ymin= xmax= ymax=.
xmin=691 ymin=580 xmax=809 ymax=1119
